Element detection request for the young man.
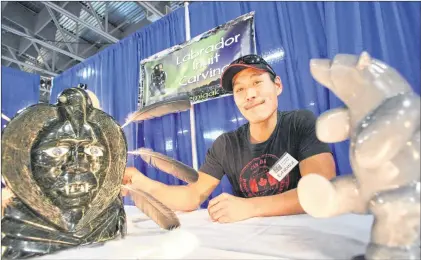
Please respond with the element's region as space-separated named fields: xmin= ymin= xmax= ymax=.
xmin=123 ymin=54 xmax=336 ymax=223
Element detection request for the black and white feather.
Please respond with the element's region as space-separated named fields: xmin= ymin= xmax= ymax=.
xmin=122 ymin=95 xmax=191 ymax=128
xmin=128 ymin=148 xmax=199 ymax=184
xmin=123 ymin=185 xmax=180 ymax=230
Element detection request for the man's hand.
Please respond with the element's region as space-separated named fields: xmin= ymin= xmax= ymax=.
xmin=121 ymin=167 xmax=148 ymax=196
xmin=2 ymin=186 xmax=14 ymax=216
xmin=207 ymin=193 xmax=254 ymax=223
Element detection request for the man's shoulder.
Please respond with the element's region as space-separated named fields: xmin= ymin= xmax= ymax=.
xmin=230 ymin=123 xmax=250 ymax=139
xmin=279 ymin=109 xmax=317 ymax=125
xmin=280 ymin=109 xmax=315 ymax=118
xmin=212 ymin=124 xmax=247 ymax=146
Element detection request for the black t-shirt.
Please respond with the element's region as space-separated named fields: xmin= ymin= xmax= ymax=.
xmin=199 ymin=109 xmax=332 ymax=198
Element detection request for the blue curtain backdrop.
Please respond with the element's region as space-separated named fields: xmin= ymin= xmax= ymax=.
xmin=189 ymin=1 xmax=420 ymax=207
xmin=134 ymin=7 xmax=189 ymax=194
xmin=1 ymin=66 xmax=40 ymax=129
xmin=50 ymin=8 xmax=186 ymax=205
xmin=49 ymin=2 xmax=420 ymax=208
xmin=1 ymin=66 xmax=40 ymax=188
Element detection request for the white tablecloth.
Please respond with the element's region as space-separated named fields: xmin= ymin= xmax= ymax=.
xmin=37 ymin=206 xmax=373 ymax=259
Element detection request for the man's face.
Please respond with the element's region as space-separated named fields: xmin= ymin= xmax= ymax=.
xmin=31 ymin=122 xmax=107 ymax=211
xmin=159 ymin=64 xmax=163 ymax=71
xmin=232 ymin=68 xmax=282 ymax=123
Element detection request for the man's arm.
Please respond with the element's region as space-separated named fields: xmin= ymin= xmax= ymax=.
xmin=247 ymin=152 xmax=336 ymax=217
xmin=125 ymin=168 xmax=220 ymax=212
xmin=207 ymin=153 xmax=336 ymax=222
xmin=248 ymin=110 xmax=337 ymax=217
xmin=125 ymin=135 xmax=227 ymax=212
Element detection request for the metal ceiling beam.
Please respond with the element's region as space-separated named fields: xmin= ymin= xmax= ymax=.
xmin=165 ymin=5 xmax=172 ymax=15
xmin=45 ymin=6 xmax=75 ymax=54
xmin=42 ymin=1 xmax=119 ymax=43
xmin=30 ymin=42 xmax=52 ymax=71
xmin=86 ymin=2 xmax=105 ymax=31
xmin=78 ymin=2 xmax=123 ymax=36
xmin=6 ymin=47 xmax=23 ymax=70
xmin=4 ymin=36 xmax=84 ymax=75
xmin=2 ymin=56 xmax=58 ymax=77
xmin=2 ymin=2 xmax=36 ymax=32
xmin=121 ymin=19 xmax=151 ymax=39
xmin=34 ymin=2 xmax=69 ymax=34
xmin=110 ymin=20 xmax=129 ymax=34
xmin=1 ymin=2 xmax=8 ymax=12
xmin=1 ymin=32 xmax=43 ymax=61
xmin=40 ymin=19 xmax=98 ymax=57
xmin=105 ymin=2 xmax=109 ymax=32
xmin=52 ymin=51 xmax=56 ymax=71
xmin=1 ymin=34 xmax=21 ymax=66
xmin=18 ymin=2 xmax=70 ymax=57
xmin=23 ymin=28 xmax=53 ymax=71
xmin=2 ymin=24 xmax=85 ymax=61
xmin=137 ymin=2 xmax=164 ymax=18
xmin=2 ymin=2 xmax=116 ymax=73
xmin=3 ymin=2 xmax=97 ymax=62
xmin=1 ymin=34 xmax=73 ymax=74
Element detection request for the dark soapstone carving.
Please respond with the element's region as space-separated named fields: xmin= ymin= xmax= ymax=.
xmin=1 ymin=88 xmax=127 ymax=259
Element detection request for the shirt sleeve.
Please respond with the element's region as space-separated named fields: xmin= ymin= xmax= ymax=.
xmin=199 ymin=134 xmax=226 ymax=180
xmin=294 ymin=110 xmax=332 ymax=161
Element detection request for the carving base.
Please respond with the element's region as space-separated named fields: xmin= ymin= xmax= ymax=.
xmin=365 ymin=243 xmax=421 ymax=260
xmin=351 ymin=243 xmax=421 ymax=260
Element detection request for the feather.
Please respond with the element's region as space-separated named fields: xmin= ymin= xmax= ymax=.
xmin=122 ymin=95 xmax=191 ymax=128
xmin=122 ymin=184 xmax=180 ymax=230
xmin=128 ymin=148 xmax=199 ymax=184
xmin=86 ymin=89 xmax=101 ymax=110
xmin=1 ymin=113 xmax=11 ymax=122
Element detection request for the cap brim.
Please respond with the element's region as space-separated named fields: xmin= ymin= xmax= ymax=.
xmin=220 ymin=64 xmax=267 ymax=92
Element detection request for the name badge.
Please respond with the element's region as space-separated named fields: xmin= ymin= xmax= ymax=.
xmin=268 ymin=152 xmax=299 ymax=181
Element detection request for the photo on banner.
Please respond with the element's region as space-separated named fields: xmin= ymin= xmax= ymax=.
xmin=138 ymin=12 xmax=257 ymax=108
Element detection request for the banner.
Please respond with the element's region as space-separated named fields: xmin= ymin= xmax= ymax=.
xmin=139 ymin=12 xmax=256 ymax=108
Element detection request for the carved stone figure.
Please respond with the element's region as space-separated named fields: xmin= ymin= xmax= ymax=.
xmin=298 ymin=52 xmax=420 ymax=259
xmin=1 ymin=88 xmax=127 ymax=259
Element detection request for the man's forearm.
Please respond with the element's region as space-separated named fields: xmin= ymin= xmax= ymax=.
xmin=132 ymin=177 xmax=200 ymax=212
xmin=247 ymin=188 xmax=305 ymax=217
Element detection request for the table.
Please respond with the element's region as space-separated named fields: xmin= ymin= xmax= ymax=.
xmin=37 ymin=206 xmax=374 ymax=259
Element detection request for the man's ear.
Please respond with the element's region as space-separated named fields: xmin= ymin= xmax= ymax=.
xmin=275 ymin=76 xmax=283 ymax=96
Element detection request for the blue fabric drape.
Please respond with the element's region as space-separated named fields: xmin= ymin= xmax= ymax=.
xmin=1 ymin=66 xmax=40 ymax=128
xmin=1 ymin=66 xmax=40 ymax=188
xmin=50 ymin=8 xmax=186 ymax=205
xmin=134 ymin=7 xmax=189 ymax=195
xmin=189 ymin=1 xmax=420 ymax=207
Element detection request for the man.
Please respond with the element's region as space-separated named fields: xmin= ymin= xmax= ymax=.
xmin=149 ymin=63 xmax=167 ymax=97
xmin=123 ymin=54 xmax=336 ymax=223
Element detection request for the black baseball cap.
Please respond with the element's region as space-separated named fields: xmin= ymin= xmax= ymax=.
xmin=221 ymin=54 xmax=276 ymax=92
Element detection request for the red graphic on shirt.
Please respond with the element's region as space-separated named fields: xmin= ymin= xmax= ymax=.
xmin=258 ymin=178 xmax=267 ymax=186
xmin=239 ymin=154 xmax=290 ymax=197
xmin=249 ymin=179 xmax=257 ymax=193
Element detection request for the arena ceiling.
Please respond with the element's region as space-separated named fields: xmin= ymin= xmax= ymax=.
xmin=1 ymin=1 xmax=184 ymax=79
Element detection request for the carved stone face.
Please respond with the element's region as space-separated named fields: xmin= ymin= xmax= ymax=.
xmin=31 ymin=120 xmax=108 ymax=214
xmin=29 ymin=88 xmax=115 ymax=227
